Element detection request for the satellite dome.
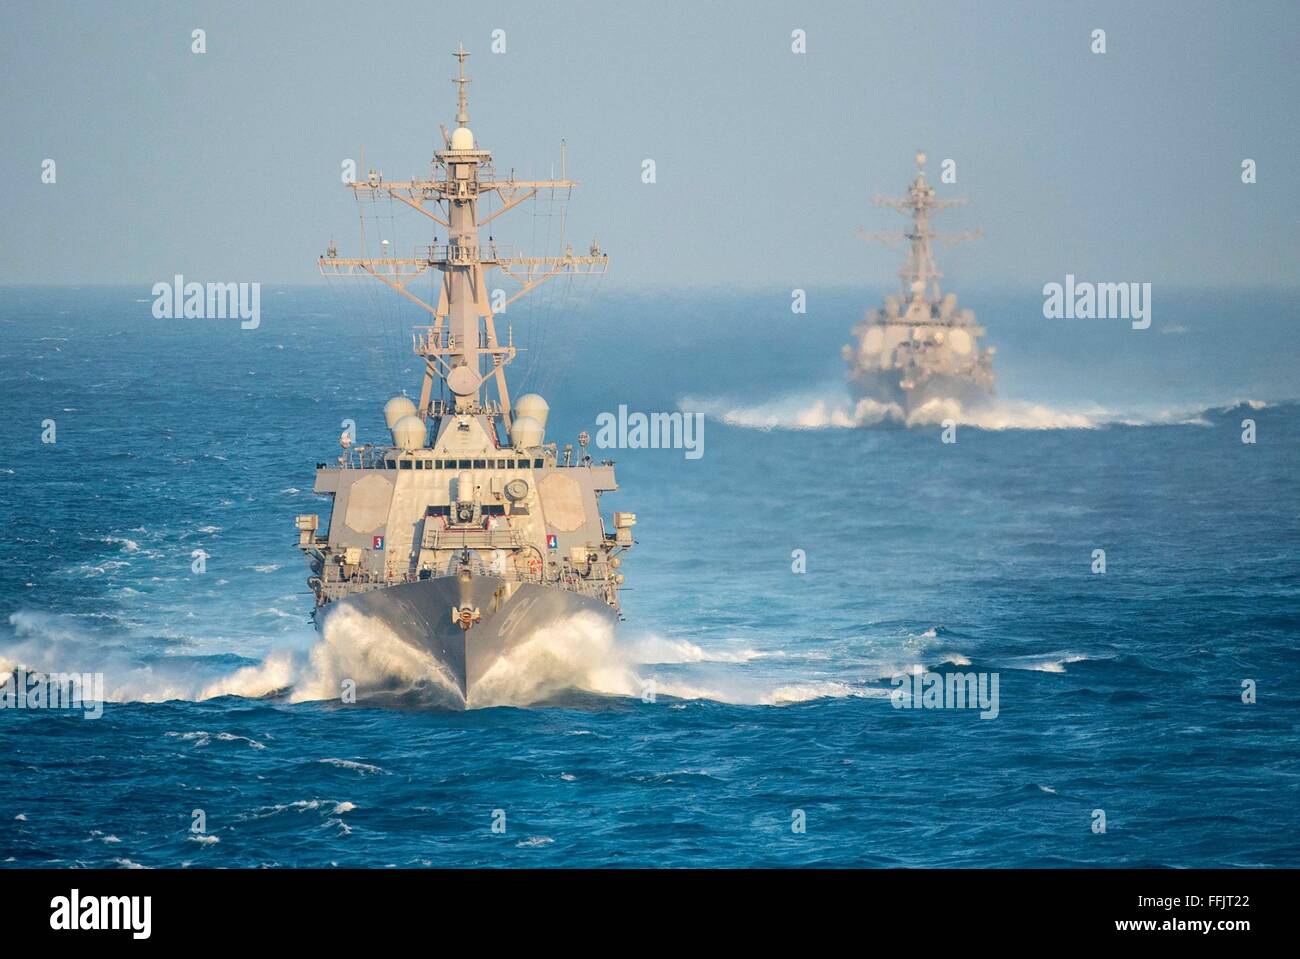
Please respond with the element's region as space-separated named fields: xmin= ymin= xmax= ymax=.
xmin=514 ymin=393 xmax=550 ymax=430
xmin=383 ymin=395 xmax=418 ymax=429
xmin=391 ymin=414 xmax=427 ymax=450
xmin=450 ymin=126 xmax=475 ymax=150
xmin=510 ymin=416 xmax=544 ymax=450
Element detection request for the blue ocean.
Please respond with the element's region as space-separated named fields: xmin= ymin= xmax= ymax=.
xmin=1 ymin=284 xmax=1297 ymax=868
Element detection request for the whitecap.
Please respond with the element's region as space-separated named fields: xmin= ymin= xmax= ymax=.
xmin=516 ymin=837 xmax=554 ymax=848
xmin=1009 ymin=653 xmax=1091 ymax=674
xmin=317 ymin=758 xmax=386 ymax=775
xmin=215 ymin=732 xmax=266 ymax=749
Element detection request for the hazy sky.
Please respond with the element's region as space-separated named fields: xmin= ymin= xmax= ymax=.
xmin=2 ymin=0 xmax=1296 ymax=289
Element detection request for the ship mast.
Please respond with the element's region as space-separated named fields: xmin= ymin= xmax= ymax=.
xmin=861 ymin=152 xmax=979 ymax=304
xmin=319 ymin=43 xmax=608 ymax=431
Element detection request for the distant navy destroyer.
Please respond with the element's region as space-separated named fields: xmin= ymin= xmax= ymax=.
xmin=844 ymin=152 xmax=995 ymax=416
xmin=294 ymin=46 xmax=635 ymax=706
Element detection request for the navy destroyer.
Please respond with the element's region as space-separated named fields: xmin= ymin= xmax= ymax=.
xmin=844 ymin=152 xmax=995 ymax=418
xmin=295 ymin=46 xmax=634 ymax=706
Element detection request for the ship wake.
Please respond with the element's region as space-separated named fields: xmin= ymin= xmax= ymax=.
xmin=2 ymin=609 xmax=865 ymax=710
xmin=283 ymin=605 xmax=466 ymax=707
xmin=286 ymin=609 xmax=869 ymax=708
xmin=0 ymin=607 xmax=465 ymax=708
xmin=469 ymin=614 xmax=867 ymax=707
xmin=684 ymin=390 xmax=1268 ymax=431
xmin=178 ymin=605 xmax=469 ymax=708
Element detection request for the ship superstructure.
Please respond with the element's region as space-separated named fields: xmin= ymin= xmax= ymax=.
xmin=294 ymin=45 xmax=634 ymax=705
xmin=843 ymin=152 xmax=995 ymax=416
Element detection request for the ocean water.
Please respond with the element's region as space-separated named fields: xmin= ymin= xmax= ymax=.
xmin=1 ymin=285 xmax=1298 ymax=868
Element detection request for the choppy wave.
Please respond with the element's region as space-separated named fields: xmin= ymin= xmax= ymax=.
xmin=622 ymin=633 xmax=768 ymax=665
xmin=317 ymin=758 xmax=386 ymax=775
xmin=165 ymin=730 xmax=267 ymax=749
xmin=1001 ymin=652 xmax=1096 ymax=674
xmin=684 ymin=390 xmax=1271 ymax=431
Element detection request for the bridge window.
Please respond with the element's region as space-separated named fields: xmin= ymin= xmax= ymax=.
xmin=473 ymin=459 xmax=487 ymax=469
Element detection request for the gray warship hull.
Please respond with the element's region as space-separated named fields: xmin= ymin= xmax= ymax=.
xmin=315 ymin=577 xmax=617 ymax=707
xmin=299 ymin=46 xmax=635 ymax=710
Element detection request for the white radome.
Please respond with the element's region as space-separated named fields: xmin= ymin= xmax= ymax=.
xmin=514 ymin=393 xmax=550 ymax=430
xmin=391 ymin=414 xmax=427 ymax=450
xmin=450 ymin=126 xmax=475 ymax=150
xmin=949 ymin=328 xmax=972 ymax=355
xmin=511 ymin=416 xmax=544 ymax=450
xmin=383 ymin=395 xmax=418 ymax=429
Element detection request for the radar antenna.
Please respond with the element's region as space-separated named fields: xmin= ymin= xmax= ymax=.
xmin=318 ymin=44 xmax=609 ymax=431
xmin=858 ymin=151 xmax=981 ymax=303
